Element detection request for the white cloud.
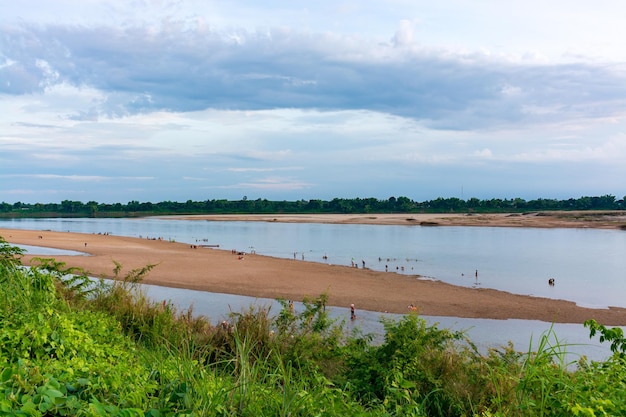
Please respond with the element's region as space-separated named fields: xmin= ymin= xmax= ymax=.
xmin=1 ymin=1 xmax=626 ymax=203
xmin=392 ymin=19 xmax=415 ymax=47
xmin=215 ymin=177 xmax=313 ymax=191
xmin=473 ymin=149 xmax=493 ymax=158
xmin=1 ymin=174 xmax=154 ymax=182
xmin=226 ymin=167 xmax=303 ymax=173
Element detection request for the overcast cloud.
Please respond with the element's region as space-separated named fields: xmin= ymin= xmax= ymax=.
xmin=2 ymin=1 xmax=625 ymax=203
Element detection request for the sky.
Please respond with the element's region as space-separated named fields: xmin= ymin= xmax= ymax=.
xmin=2 ymin=1 xmax=626 ymax=204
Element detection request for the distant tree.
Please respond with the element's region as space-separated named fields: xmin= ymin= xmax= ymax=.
xmin=87 ymin=201 xmax=99 ymax=218
xmin=596 ymin=194 xmax=616 ymax=209
xmin=1 ymin=194 xmax=624 ymax=219
xmin=466 ymin=197 xmax=481 ymax=211
xmin=510 ymin=198 xmax=527 ymax=210
xmin=60 ymin=200 xmax=83 ymax=213
xmin=396 ymin=196 xmax=413 ymax=212
xmin=306 ymin=199 xmax=323 ymax=212
xmin=139 ymin=201 xmax=153 ymax=211
xmin=127 ymin=200 xmax=140 ymax=212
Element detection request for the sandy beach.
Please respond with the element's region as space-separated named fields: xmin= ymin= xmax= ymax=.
xmin=2 ymin=212 xmax=625 ymax=325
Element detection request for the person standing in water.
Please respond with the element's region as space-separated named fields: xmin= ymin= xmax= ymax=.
xmin=350 ymin=304 xmax=356 ymax=320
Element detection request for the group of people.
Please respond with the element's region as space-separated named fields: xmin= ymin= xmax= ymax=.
xmin=350 ymin=259 xmax=366 ymax=269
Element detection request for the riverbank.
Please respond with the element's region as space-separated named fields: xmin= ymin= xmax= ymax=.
xmin=3 ymin=226 xmax=625 ymax=325
xmin=158 ymin=210 xmax=626 ymax=229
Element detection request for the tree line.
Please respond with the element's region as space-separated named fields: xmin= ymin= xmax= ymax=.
xmin=0 ymin=194 xmax=623 ymax=218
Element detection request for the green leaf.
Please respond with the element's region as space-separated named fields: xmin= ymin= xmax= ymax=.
xmin=19 ymin=400 xmax=38 ymax=416
xmin=118 ymin=409 xmax=144 ymax=417
xmin=399 ymin=380 xmax=416 ymax=389
xmin=0 ymin=368 xmax=12 ymax=383
xmin=44 ymin=389 xmax=64 ymax=399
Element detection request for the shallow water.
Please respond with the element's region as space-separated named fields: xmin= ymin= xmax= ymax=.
xmin=16 ymin=244 xmax=87 ymax=256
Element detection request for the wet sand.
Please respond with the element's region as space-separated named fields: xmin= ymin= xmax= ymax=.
xmin=2 ymin=212 xmax=625 ymax=326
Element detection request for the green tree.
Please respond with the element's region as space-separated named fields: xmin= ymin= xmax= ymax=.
xmin=87 ymin=201 xmax=99 ymax=218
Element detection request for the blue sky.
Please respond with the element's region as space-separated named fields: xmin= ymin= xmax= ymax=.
xmin=2 ymin=1 xmax=625 ymax=204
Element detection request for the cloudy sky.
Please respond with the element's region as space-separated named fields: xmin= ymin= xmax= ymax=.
xmin=2 ymin=1 xmax=626 ymax=204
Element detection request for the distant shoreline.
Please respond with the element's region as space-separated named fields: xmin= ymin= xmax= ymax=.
xmin=3 ymin=225 xmax=626 ymax=326
xmin=155 ymin=211 xmax=626 ymax=230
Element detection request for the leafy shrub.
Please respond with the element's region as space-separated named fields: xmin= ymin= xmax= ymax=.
xmin=341 ymin=312 xmax=471 ymax=416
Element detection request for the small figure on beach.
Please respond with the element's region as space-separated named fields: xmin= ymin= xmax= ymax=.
xmin=350 ymin=303 xmax=356 ymax=320
xmin=548 ymin=278 xmax=555 ymax=286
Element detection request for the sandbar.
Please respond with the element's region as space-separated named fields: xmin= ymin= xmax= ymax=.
xmin=159 ymin=211 xmax=626 ymax=229
xmin=2 ymin=221 xmax=625 ymax=326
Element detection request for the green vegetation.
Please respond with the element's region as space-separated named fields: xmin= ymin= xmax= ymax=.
xmin=1 ymin=195 xmax=623 ymax=218
xmin=1 ymin=236 xmax=625 ymax=416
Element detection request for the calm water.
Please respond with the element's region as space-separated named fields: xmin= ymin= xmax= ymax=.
xmin=2 ymin=217 xmax=625 ymax=309
xmin=4 ymin=217 xmax=624 ymax=361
